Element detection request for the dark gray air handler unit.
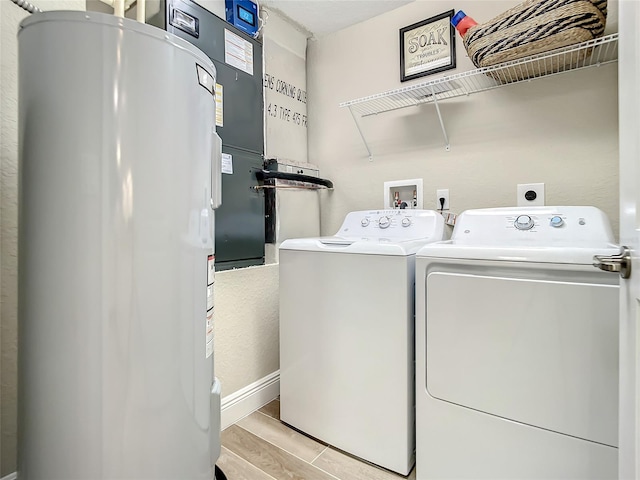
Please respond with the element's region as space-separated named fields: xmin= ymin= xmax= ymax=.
xmin=149 ymin=0 xmax=266 ymax=270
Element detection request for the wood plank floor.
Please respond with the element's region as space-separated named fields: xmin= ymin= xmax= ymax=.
xmin=219 ymin=399 xmax=416 ymax=480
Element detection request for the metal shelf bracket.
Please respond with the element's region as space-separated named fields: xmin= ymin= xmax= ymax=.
xmin=430 ymin=84 xmax=450 ymax=151
xmin=348 ymin=106 xmax=374 ymax=161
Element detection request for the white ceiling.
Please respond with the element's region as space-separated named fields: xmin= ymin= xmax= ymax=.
xmin=260 ymin=0 xmax=415 ymax=37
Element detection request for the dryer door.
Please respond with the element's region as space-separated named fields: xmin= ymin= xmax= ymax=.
xmin=426 ymin=262 xmax=619 ymax=446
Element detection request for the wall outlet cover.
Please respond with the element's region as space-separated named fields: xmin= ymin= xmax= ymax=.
xmin=517 ymin=183 xmax=545 ymax=206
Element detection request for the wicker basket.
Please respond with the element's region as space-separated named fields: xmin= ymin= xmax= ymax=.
xmin=463 ymin=0 xmax=607 ymax=82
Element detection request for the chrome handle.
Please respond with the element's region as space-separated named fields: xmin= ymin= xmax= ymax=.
xmin=593 ymin=246 xmax=631 ymax=279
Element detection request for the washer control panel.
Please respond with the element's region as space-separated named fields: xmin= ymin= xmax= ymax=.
xmin=451 ymin=206 xmax=615 ymax=245
xmin=337 ymin=209 xmax=445 ymax=241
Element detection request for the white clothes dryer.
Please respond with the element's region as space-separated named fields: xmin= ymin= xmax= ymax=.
xmin=280 ymin=209 xmax=446 ymax=476
xmin=415 ymin=206 xmax=620 ymax=480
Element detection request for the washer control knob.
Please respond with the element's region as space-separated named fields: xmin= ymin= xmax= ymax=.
xmin=379 ymin=216 xmax=391 ymax=229
xmin=361 ymin=218 xmax=370 ymax=227
xmin=514 ymin=215 xmax=534 ymax=230
xmin=550 ymin=216 xmax=564 ymax=228
xmin=401 ymin=217 xmax=412 ymax=227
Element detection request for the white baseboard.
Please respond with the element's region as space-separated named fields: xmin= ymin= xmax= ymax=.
xmin=221 ymin=370 xmax=280 ymax=430
xmin=1 ymin=473 xmax=17 ymax=480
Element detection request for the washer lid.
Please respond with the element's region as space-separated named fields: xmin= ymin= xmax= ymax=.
xmin=280 ymin=236 xmax=440 ymax=256
xmin=280 ymin=209 xmax=447 ymax=256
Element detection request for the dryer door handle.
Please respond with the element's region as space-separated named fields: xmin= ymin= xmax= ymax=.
xmin=593 ymin=246 xmax=631 ymax=279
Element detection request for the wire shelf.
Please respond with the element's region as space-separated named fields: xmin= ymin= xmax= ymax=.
xmin=340 ymin=33 xmax=618 ymax=118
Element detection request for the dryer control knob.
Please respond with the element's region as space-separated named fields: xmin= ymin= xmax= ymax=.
xmin=401 ymin=217 xmax=412 ymax=227
xmin=550 ymin=216 xmax=564 ymax=228
xmin=514 ymin=215 xmax=534 ymax=230
xmin=379 ymin=216 xmax=391 ymax=229
xmin=361 ymin=218 xmax=370 ymax=227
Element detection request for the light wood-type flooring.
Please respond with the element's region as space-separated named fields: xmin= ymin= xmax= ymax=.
xmin=219 ymin=399 xmax=416 ymax=480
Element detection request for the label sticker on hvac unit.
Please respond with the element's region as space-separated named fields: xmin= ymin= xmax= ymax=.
xmin=206 ymin=254 xmax=215 ymax=359
xmin=224 ymin=29 xmax=254 ymax=76
xmin=221 ymin=153 xmax=233 ymax=174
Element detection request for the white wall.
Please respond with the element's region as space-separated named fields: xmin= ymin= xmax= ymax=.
xmin=1 ymin=1 xmax=86 ymax=474
xmin=214 ymin=265 xmax=279 ymax=395
xmin=308 ymin=1 xmax=620 ymax=237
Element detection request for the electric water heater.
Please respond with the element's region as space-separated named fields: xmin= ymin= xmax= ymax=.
xmin=18 ymin=11 xmax=223 ymax=479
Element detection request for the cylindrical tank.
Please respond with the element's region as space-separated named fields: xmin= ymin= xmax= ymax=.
xmin=18 ymin=11 xmax=221 ymax=479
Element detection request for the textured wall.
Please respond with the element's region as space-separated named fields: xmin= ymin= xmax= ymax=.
xmin=0 ymin=1 xmax=85 ymax=475
xmin=308 ymin=0 xmax=620 ymax=238
xmin=213 ymin=265 xmax=279 ymax=396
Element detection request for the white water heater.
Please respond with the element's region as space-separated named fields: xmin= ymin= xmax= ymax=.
xmin=17 ymin=11 xmax=222 ymax=479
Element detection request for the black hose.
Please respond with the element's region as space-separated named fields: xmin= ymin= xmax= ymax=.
xmin=255 ymin=169 xmax=334 ymax=189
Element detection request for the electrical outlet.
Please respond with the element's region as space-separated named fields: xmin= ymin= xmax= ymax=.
xmin=517 ymin=183 xmax=545 ymax=206
xmin=436 ymin=189 xmax=449 ymax=210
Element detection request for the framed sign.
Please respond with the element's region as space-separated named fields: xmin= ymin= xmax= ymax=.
xmin=400 ymin=10 xmax=456 ymax=82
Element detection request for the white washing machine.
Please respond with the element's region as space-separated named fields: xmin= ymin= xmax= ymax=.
xmin=279 ymin=209 xmax=446 ymax=475
xmin=415 ymin=206 xmax=620 ymax=480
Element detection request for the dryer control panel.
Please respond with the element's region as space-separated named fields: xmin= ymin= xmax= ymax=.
xmin=337 ymin=209 xmax=445 ymax=241
xmin=452 ymin=206 xmax=615 ymax=246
